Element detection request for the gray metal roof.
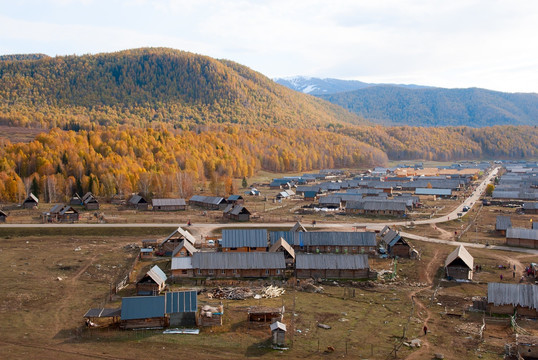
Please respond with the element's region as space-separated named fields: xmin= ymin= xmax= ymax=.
xmin=227 ymin=195 xmax=243 ymax=201
xmin=296 ymin=254 xmax=369 ymax=270
xmin=506 ymin=228 xmax=538 ymax=241
xmin=191 ymin=252 xmax=285 ymax=270
xmin=524 ymin=202 xmax=538 ymax=210
xmin=189 ymin=195 xmax=225 ymax=205
xmin=346 ymin=201 xmax=407 ymax=211
xmin=152 ymin=198 xmax=186 ymax=207
xmin=269 ymin=231 xmax=296 ymax=245
xmin=495 ymin=216 xmax=512 ymax=231
xmin=294 ymin=231 xmax=376 ymax=247
xmin=171 ymin=257 xmax=192 ymax=270
xmin=487 ymin=283 xmax=538 ymax=310
xmin=318 ymin=196 xmax=342 ymax=206
xmin=222 ymin=229 xmax=268 ymax=248
xmin=128 ymin=195 xmax=147 ymax=205
xmin=445 ymin=245 xmax=473 ymax=269
xmin=84 ymin=308 xmax=121 ymax=318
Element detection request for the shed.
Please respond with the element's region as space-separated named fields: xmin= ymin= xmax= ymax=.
xmin=69 ymin=193 xmax=83 ymax=206
xmin=82 ymin=192 xmax=99 ymax=210
xmin=295 ymin=254 xmax=370 ymax=279
xmin=151 ymin=198 xmax=186 ymax=211
xmin=223 ymin=204 xmax=251 ymax=221
xmin=523 ymin=202 xmax=538 ymax=214
xmin=189 ymin=195 xmax=227 ymax=209
xmin=290 ymin=221 xmax=307 ymax=232
xmin=495 ymin=215 xmax=512 ymax=235
xmin=127 ymin=195 xmax=149 ymax=210
xmin=270 ymin=321 xmax=287 ymax=346
xmin=83 ymin=308 xmax=121 ymax=327
xmin=445 ymin=245 xmax=473 ymax=280
xmin=248 ymin=306 xmax=284 ymax=322
xmin=22 ymin=193 xmax=39 ymax=209
xmin=227 ymin=195 xmax=244 ymax=205
xmin=0 ymin=210 xmax=7 ymax=223
xmin=139 ymin=248 xmax=154 ymax=260
xmin=136 ymin=265 xmax=167 ymax=296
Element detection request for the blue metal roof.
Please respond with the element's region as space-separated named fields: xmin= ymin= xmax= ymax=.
xmin=222 ymin=229 xmax=268 ymax=248
xmin=269 ymin=231 xmax=296 ymax=245
xmin=294 ymin=232 xmax=376 ymax=247
xmin=165 ymin=291 xmax=197 ymax=313
xmin=415 ymin=188 xmax=452 ymax=196
xmin=121 ymin=296 xmax=165 ymax=320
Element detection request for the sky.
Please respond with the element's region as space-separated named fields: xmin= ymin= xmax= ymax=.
xmin=1 ymin=0 xmax=537 ymax=93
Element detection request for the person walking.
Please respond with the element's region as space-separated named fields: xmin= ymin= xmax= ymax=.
xmin=423 ymin=325 xmax=428 ymax=336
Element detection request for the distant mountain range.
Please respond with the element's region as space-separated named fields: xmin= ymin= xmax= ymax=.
xmin=275 ymin=76 xmax=538 ymax=127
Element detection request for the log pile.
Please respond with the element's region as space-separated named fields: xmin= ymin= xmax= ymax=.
xmin=205 ymin=285 xmax=286 ymax=300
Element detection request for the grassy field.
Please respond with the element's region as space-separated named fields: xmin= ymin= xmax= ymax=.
xmin=0 ymin=228 xmax=536 ymax=360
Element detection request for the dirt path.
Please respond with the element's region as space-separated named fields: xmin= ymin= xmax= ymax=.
xmin=405 ymin=249 xmax=441 ymax=360
xmin=429 ymin=224 xmax=453 ymax=241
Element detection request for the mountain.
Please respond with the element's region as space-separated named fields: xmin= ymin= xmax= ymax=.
xmin=274 ymin=76 xmax=427 ymax=95
xmin=0 ymin=48 xmax=365 ymax=129
xmin=319 ymin=86 xmax=538 ymax=127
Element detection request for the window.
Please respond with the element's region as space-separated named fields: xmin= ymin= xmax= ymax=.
xmin=208 ymin=269 xmax=214 ymax=275
xmin=233 ymin=269 xmax=237 ymax=274
xmin=276 ymin=269 xmax=281 ymax=275
xmin=221 ymin=269 xmax=226 ymax=275
xmin=265 ymin=269 xmax=269 ymax=275
xmin=197 ymin=269 xmax=202 ymax=275
xmin=182 ymin=270 xmax=187 ymax=274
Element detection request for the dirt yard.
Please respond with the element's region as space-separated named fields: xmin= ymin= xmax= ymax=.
xmin=0 ymin=227 xmax=536 ymax=359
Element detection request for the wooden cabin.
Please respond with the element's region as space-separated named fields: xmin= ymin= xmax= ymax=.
xmin=171 ymin=240 xmax=198 ymax=257
xmin=223 ymin=204 xmax=251 ymax=221
xmin=189 ymin=195 xmax=227 ymax=210
xmin=227 ymin=195 xmax=244 ymax=205
xmin=506 ymin=228 xmax=538 ymax=249
xmin=127 ymin=195 xmax=149 ymax=211
xmin=22 ymin=193 xmax=39 ymax=209
xmin=152 ymin=198 xmax=186 ymax=211
xmin=495 ymin=215 xmax=512 ymax=236
xmin=82 ymin=192 xmax=99 ymax=210
xmin=445 ymin=245 xmax=473 ymax=280
xmin=381 ymin=229 xmax=411 ymax=258
xmin=0 ymin=210 xmax=7 ymax=223
xmin=42 ymin=204 xmax=79 ymax=223
xmin=291 ymin=231 xmax=376 ymax=255
xmin=268 ymin=237 xmax=296 ymax=268
xmin=69 ymin=193 xmax=83 ymax=206
xmin=136 ymin=265 xmax=167 ymax=296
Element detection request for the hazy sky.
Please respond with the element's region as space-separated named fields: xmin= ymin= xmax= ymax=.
xmin=1 ymin=0 xmax=537 ymax=93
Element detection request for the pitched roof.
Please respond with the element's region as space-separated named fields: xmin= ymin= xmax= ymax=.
xmin=445 ymin=245 xmax=473 ymax=270
xmin=270 ymin=321 xmax=287 ymax=332
xmin=227 ymin=195 xmax=243 ymax=201
xmin=152 ymin=198 xmax=186 ymax=207
xmin=159 ymin=227 xmax=197 ymax=246
xmin=171 ymin=240 xmax=198 ymax=257
xmin=290 ymin=221 xmax=307 ymax=232
xmin=189 ymin=195 xmax=225 ymax=205
xmin=128 ymin=194 xmax=147 ymax=205
xmin=144 ymin=265 xmax=167 ymax=286
xmin=268 ymin=237 xmax=295 ymax=259
xmin=506 ymin=228 xmax=538 ymax=241
xmin=415 ymin=188 xmax=452 ymax=196
xmin=0 ymin=210 xmax=7 ymax=217
xmin=495 ymin=216 xmax=512 ymax=231
xmin=487 ymin=283 xmax=538 ymax=310
xmin=24 ymin=193 xmax=39 ymax=204
xmin=524 ymin=202 xmax=538 ymax=210
xmin=296 ymin=254 xmax=369 ymax=270
xmin=121 ymin=291 xmax=197 ymax=320
xmin=84 ymin=308 xmax=121 ymax=318
xmin=221 ymin=229 xmax=268 ymax=248
xmin=346 ymin=201 xmax=407 ymax=212
xmin=192 ymin=252 xmax=285 ymax=270
xmin=171 ymin=257 xmax=193 ymax=270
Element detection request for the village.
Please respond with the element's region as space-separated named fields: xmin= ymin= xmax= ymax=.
xmin=1 ymin=161 xmax=538 ymax=360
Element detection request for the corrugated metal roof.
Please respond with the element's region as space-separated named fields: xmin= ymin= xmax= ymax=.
xmin=270 ymin=321 xmax=286 ymax=332
xmin=222 ymin=229 xmax=268 ymax=248
xmin=152 ymin=198 xmax=186 ymax=207
xmin=294 ymin=232 xmax=376 ymax=247
xmin=524 ymin=202 xmax=538 ymax=210
xmin=189 ymin=195 xmax=225 ymax=205
xmin=296 ymin=254 xmax=369 ymax=270
xmin=487 ymin=283 xmax=538 ymax=310
xmin=171 ymin=257 xmax=193 ymax=270
xmin=227 ymin=195 xmax=243 ymax=201
xmin=269 ymin=231 xmax=295 ymax=245
xmin=165 ymin=291 xmax=197 ymax=314
xmin=192 ymin=252 xmax=285 ymax=270
xmin=84 ymin=308 xmax=121 ymax=318
xmin=495 ymin=216 xmax=512 ymax=231
xmin=146 ymin=265 xmax=167 ymax=286
xmin=128 ymin=195 xmax=147 ymax=205
xmin=445 ymin=245 xmax=473 ymax=269
xmin=506 ymin=228 xmax=538 ymax=240
xmin=121 ymin=296 xmax=165 ymax=320
xmin=415 ymin=188 xmax=452 ymax=196
xmin=346 ymin=201 xmax=407 ymax=211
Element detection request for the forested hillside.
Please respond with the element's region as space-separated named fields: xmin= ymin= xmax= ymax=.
xmin=0 ymin=48 xmax=363 ymax=129
xmin=0 ymin=48 xmax=537 ymax=203
xmin=319 ymin=86 xmax=538 ymax=127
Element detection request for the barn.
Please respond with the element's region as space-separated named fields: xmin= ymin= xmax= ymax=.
xmin=152 ymin=198 xmax=186 ymax=211
xmin=127 ymin=195 xmax=149 ymax=210
xmin=506 ymin=228 xmax=538 ymax=249
xmin=82 ymin=192 xmax=99 ymax=210
xmin=382 ymin=230 xmax=411 ymax=258
xmin=445 ymin=245 xmax=474 ymax=280
xmin=487 ymin=283 xmax=538 ymax=317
